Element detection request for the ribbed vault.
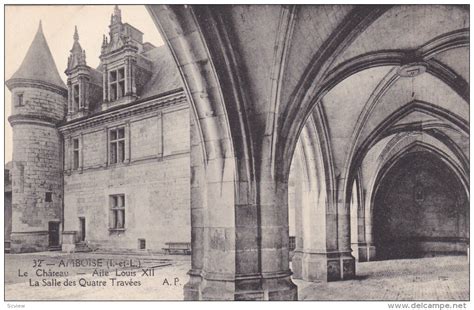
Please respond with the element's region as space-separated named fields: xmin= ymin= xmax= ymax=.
xmin=146 ymin=4 xmax=469 ymax=299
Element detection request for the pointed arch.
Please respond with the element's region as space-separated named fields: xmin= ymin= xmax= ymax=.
xmin=279 ymin=6 xmax=391 ymax=181
xmin=369 ymin=141 xmax=469 ymax=260
xmin=346 ymin=100 xmax=468 ymax=209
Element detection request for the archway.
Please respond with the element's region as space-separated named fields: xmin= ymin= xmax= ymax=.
xmin=373 ymin=151 xmax=468 ymax=260
xmin=145 ymin=4 xmax=469 ymax=300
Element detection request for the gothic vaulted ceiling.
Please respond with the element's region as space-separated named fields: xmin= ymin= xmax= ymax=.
xmin=148 ymin=5 xmax=469 ymax=185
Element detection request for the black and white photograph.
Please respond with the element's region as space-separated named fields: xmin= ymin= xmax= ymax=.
xmin=2 ymin=3 xmax=470 ymax=306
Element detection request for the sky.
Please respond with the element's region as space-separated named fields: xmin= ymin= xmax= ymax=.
xmin=4 ymin=5 xmax=164 ymax=163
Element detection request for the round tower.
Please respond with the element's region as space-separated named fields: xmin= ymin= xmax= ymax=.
xmin=6 ymin=21 xmax=67 ymax=253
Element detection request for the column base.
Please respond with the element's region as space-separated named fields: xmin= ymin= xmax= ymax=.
xmin=353 ymin=243 xmax=376 ymax=262
xmin=291 ymin=250 xmax=356 ymax=282
xmin=184 ymin=269 xmax=298 ymax=300
xmin=291 ymin=250 xmax=303 ymax=279
xmin=260 ymin=272 xmax=298 ymax=300
xmin=183 ymin=270 xmax=202 ymax=300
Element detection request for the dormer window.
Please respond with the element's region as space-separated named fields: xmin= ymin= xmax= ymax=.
xmin=65 ymin=27 xmax=95 ymax=120
xmin=109 ymin=67 xmax=125 ymax=101
xmin=98 ymin=6 xmax=152 ymax=109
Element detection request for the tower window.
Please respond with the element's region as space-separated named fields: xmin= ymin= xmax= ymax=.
xmin=109 ymin=127 xmax=125 ymax=164
xmin=45 ymin=192 xmax=53 ymax=202
xmin=73 ymin=138 xmax=80 ymax=170
xmin=16 ymin=93 xmax=24 ymax=107
xmin=109 ymin=67 xmax=125 ymax=101
xmin=110 ymin=194 xmax=125 ymax=230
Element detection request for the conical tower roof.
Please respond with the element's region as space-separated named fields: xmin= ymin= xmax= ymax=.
xmin=8 ymin=21 xmax=66 ymax=89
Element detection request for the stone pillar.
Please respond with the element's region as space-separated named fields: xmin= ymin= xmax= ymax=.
xmin=354 ymin=184 xmax=376 ymax=262
xmin=357 ymin=210 xmax=376 ymax=262
xmin=183 ymin=114 xmax=297 ymax=300
xmin=289 ymin=131 xmax=357 ymax=282
xmin=183 ymin=113 xmax=205 ymax=300
xmin=290 ymin=162 xmax=304 ymax=279
xmin=257 ymin=178 xmax=297 ymax=300
xmin=301 ymin=188 xmax=341 ymax=281
xmin=185 ymin=159 xmax=240 ymax=300
xmin=335 ymin=178 xmax=356 ymax=280
xmin=148 ymin=5 xmax=297 ymax=300
xmin=350 ymin=179 xmax=374 ymax=262
xmin=293 ymin=182 xmax=356 ymax=281
xmin=183 ymin=111 xmax=244 ymax=300
xmin=290 ymin=143 xmax=340 ymax=281
xmin=350 ymin=180 xmax=359 ymax=261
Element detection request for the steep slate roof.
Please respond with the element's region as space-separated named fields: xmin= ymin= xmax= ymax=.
xmin=140 ymin=45 xmax=183 ymax=98
xmin=10 ymin=22 xmax=66 ymax=89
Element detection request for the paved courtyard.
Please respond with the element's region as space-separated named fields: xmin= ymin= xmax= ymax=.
xmin=5 ymin=252 xmax=468 ymax=301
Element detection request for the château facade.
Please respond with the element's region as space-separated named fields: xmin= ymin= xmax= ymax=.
xmin=6 ymin=6 xmax=192 ymax=253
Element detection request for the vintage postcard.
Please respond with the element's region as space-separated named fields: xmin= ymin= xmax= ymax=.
xmin=3 ymin=3 xmax=470 ymax=306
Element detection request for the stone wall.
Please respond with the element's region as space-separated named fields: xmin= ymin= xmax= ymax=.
xmin=373 ymin=152 xmax=468 ymax=259
xmin=12 ymin=87 xmax=66 ymax=121
xmin=62 ymin=100 xmax=191 ymax=251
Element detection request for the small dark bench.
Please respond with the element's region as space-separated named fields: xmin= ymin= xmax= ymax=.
xmin=163 ymin=242 xmax=191 ymax=255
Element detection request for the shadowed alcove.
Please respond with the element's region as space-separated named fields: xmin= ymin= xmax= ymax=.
xmin=373 ymin=151 xmax=468 ymax=260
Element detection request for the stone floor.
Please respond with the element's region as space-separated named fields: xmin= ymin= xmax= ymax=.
xmin=5 ymin=252 xmax=468 ymax=301
xmin=296 ymin=256 xmax=469 ymax=301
